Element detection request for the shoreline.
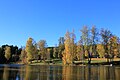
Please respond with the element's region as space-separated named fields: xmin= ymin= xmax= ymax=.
xmin=0 ymin=58 xmax=120 ymax=66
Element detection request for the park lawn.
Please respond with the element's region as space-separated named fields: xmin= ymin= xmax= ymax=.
xmin=19 ymin=58 xmax=120 ymax=65
xmin=74 ymin=58 xmax=120 ymax=64
xmin=91 ymin=58 xmax=120 ymax=62
xmin=30 ymin=59 xmax=63 ymax=66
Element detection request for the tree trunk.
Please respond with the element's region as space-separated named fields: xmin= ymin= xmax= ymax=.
xmin=88 ymin=51 xmax=91 ymax=64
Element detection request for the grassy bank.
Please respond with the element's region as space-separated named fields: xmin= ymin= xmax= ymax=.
xmin=74 ymin=58 xmax=120 ymax=65
xmin=18 ymin=58 xmax=120 ymax=66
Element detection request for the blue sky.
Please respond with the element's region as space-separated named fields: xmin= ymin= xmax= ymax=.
xmin=0 ymin=0 xmax=120 ymax=47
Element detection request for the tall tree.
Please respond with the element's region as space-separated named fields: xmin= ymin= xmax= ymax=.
xmin=63 ymin=31 xmax=70 ymax=65
xmin=77 ymin=39 xmax=84 ymax=60
xmin=38 ymin=40 xmax=47 ymax=61
xmin=112 ymin=36 xmax=119 ymax=57
xmin=100 ymin=28 xmax=112 ymax=62
xmin=53 ymin=47 xmax=58 ymax=59
xmin=97 ymin=44 xmax=105 ymax=58
xmin=58 ymin=37 xmax=65 ymax=59
xmin=46 ymin=48 xmax=51 ymax=60
xmin=108 ymin=35 xmax=117 ymax=62
xmin=20 ymin=48 xmax=27 ymax=64
xmin=80 ymin=26 xmax=91 ymax=64
xmin=4 ymin=46 xmax=11 ymax=62
xmin=90 ymin=26 xmax=99 ymax=57
xmin=33 ymin=42 xmax=38 ymax=60
xmin=117 ymin=37 xmax=120 ymax=57
xmin=62 ymin=30 xmax=76 ymax=65
xmin=70 ymin=30 xmax=77 ymax=60
xmin=25 ymin=37 xmax=35 ymax=63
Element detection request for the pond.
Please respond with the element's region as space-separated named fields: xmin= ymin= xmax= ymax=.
xmin=0 ymin=64 xmax=120 ymax=80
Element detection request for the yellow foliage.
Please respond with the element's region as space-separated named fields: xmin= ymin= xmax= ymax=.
xmin=5 ymin=46 xmax=11 ymax=60
xmin=25 ymin=37 xmax=35 ymax=63
xmin=62 ymin=31 xmax=76 ymax=65
xmin=97 ymin=44 xmax=105 ymax=58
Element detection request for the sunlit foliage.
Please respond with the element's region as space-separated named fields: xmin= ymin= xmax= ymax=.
xmin=4 ymin=46 xmax=11 ymax=61
xmin=38 ymin=40 xmax=47 ymax=61
xmin=63 ymin=30 xmax=76 ymax=65
xmin=25 ymin=37 xmax=35 ymax=63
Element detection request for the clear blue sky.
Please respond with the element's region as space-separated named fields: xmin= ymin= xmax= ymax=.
xmin=0 ymin=0 xmax=120 ymax=47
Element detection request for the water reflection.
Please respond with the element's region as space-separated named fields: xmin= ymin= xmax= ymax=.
xmin=0 ymin=65 xmax=20 ymax=80
xmin=56 ymin=65 xmax=120 ymax=80
xmin=20 ymin=65 xmax=63 ymax=80
xmin=0 ymin=64 xmax=120 ymax=80
xmin=23 ymin=66 xmax=38 ymax=80
xmin=3 ymin=66 xmax=9 ymax=80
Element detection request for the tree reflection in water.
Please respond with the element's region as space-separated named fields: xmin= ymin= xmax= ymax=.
xmin=3 ymin=66 xmax=9 ymax=80
xmin=1 ymin=65 xmax=20 ymax=80
xmin=0 ymin=65 xmax=120 ymax=80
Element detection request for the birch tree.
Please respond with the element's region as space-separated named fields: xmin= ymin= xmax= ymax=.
xmin=90 ymin=26 xmax=99 ymax=57
xmin=25 ymin=37 xmax=35 ymax=63
xmin=100 ymin=28 xmax=112 ymax=62
xmin=38 ymin=40 xmax=47 ymax=61
xmin=62 ymin=30 xmax=76 ymax=65
xmin=5 ymin=46 xmax=11 ymax=61
xmin=80 ymin=26 xmax=91 ymax=64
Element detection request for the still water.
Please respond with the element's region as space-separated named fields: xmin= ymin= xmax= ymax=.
xmin=0 ymin=64 xmax=120 ymax=80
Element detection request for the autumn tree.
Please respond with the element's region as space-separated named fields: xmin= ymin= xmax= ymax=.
xmin=20 ymin=48 xmax=27 ymax=64
xmin=112 ymin=36 xmax=120 ymax=57
xmin=25 ymin=37 xmax=35 ymax=63
xmin=33 ymin=42 xmax=38 ymax=60
xmin=4 ymin=46 xmax=11 ymax=62
xmin=38 ymin=40 xmax=47 ymax=61
xmin=97 ymin=44 xmax=105 ymax=58
xmin=77 ymin=39 xmax=84 ymax=60
xmin=53 ymin=47 xmax=58 ymax=59
xmin=107 ymin=36 xmax=117 ymax=62
xmin=62 ymin=30 xmax=76 ymax=65
xmin=70 ymin=30 xmax=77 ymax=60
xmin=109 ymin=36 xmax=116 ymax=55
xmin=80 ymin=26 xmax=91 ymax=64
xmin=117 ymin=37 xmax=120 ymax=57
xmin=100 ymin=28 xmax=112 ymax=62
xmin=62 ymin=31 xmax=71 ymax=65
xmin=90 ymin=26 xmax=99 ymax=57
xmin=46 ymin=48 xmax=50 ymax=60
xmin=58 ymin=37 xmax=65 ymax=59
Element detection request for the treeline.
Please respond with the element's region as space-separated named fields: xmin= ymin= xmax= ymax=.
xmin=20 ymin=38 xmax=64 ymax=64
xmin=62 ymin=26 xmax=120 ymax=64
xmin=0 ymin=45 xmax=21 ymax=63
xmin=0 ymin=26 xmax=120 ymax=64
